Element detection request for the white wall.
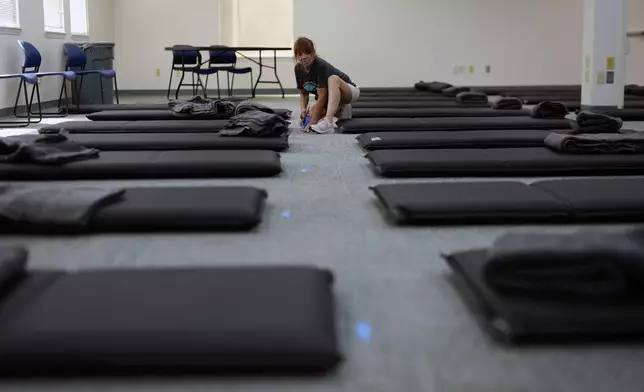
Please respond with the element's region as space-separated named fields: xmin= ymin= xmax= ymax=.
xmin=0 ymin=0 xmax=114 ymax=109
xmin=111 ymin=0 xmax=644 ymax=92
xmin=88 ymin=0 xmax=114 ymax=42
xmin=295 ymin=0 xmax=644 ymax=87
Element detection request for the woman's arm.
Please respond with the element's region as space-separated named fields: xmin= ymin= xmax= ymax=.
xmin=299 ymin=89 xmax=310 ymax=114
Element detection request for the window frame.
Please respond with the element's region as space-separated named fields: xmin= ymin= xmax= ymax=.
xmin=43 ymin=0 xmax=67 ymax=35
xmin=0 ymin=0 xmax=21 ymax=35
xmin=70 ymin=0 xmax=89 ymax=37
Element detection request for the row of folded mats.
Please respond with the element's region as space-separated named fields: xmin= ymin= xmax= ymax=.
xmin=351 ymin=81 xmax=644 ymax=114
xmin=354 ymin=83 xmax=644 ymax=349
xmin=336 ymin=86 xmax=644 ymax=223
xmin=0 ymin=99 xmax=297 ymax=234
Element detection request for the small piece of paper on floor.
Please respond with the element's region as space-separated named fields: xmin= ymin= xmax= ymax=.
xmin=356 ymin=322 xmax=372 ymax=341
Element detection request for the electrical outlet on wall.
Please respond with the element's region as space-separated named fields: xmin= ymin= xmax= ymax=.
xmin=156 ymin=69 xmax=161 ymax=77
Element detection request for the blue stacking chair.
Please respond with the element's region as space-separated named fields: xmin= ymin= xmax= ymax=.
xmin=195 ymin=46 xmax=253 ymax=99
xmin=63 ymin=43 xmax=119 ymax=105
xmin=167 ymin=45 xmax=202 ymax=100
xmin=0 ymin=73 xmax=39 ymax=127
xmin=15 ymin=40 xmax=76 ymax=121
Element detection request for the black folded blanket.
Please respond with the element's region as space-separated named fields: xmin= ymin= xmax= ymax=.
xmin=0 ymin=134 xmax=99 ymax=165
xmin=530 ymin=101 xmax=569 ymax=119
xmin=414 ymin=81 xmax=430 ymax=91
xmin=492 ymin=97 xmax=523 ymax=110
xmin=456 ymin=91 xmax=488 ymax=103
xmin=0 ymin=185 xmax=125 ymax=229
xmin=544 ymin=131 xmax=644 ymax=154
xmin=442 ymin=86 xmax=470 ymax=97
xmin=483 ymin=231 xmax=644 ymax=301
xmin=220 ymin=110 xmax=289 ymax=138
xmin=572 ymin=110 xmax=623 ymax=133
xmin=428 ymin=81 xmax=452 ymax=92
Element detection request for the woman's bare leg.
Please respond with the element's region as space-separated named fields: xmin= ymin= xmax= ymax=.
xmin=325 ymin=75 xmax=353 ymax=122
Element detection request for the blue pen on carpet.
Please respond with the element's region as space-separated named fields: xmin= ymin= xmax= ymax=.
xmin=356 ymin=322 xmax=372 ymax=341
xmin=281 ymin=210 xmax=291 ymax=219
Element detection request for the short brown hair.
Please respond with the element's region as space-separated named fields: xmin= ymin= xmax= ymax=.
xmin=294 ymin=37 xmax=316 ymax=56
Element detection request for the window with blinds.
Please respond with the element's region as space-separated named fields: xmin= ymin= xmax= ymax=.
xmin=43 ymin=0 xmax=65 ymax=33
xmin=70 ymin=0 xmax=88 ymax=35
xmin=0 ymin=0 xmax=19 ymax=29
xmin=219 ymin=0 xmax=293 ymax=51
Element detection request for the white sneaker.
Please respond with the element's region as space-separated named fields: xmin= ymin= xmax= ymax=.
xmin=310 ymin=119 xmax=336 ymax=134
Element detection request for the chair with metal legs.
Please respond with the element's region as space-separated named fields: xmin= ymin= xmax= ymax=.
xmin=167 ymin=45 xmax=202 ymax=100
xmin=63 ymin=43 xmax=120 ymax=106
xmin=1 ymin=73 xmax=39 ymax=128
xmin=14 ymin=41 xmax=75 ymax=122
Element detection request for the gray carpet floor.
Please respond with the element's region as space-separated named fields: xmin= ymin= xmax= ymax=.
xmin=1 ymin=95 xmax=644 ymax=392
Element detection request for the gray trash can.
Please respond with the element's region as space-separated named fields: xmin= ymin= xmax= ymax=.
xmin=65 ymin=42 xmax=116 ymax=105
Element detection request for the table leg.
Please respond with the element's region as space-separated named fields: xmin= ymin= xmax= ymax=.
xmin=274 ymin=49 xmax=285 ymax=98
xmin=252 ymin=50 xmax=263 ymax=97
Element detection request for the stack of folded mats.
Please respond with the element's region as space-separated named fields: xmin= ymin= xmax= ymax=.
xmin=370 ymin=178 xmax=644 ymax=224
xmin=87 ymin=97 xmax=292 ymax=121
xmin=0 ymin=184 xmax=268 ymax=233
xmin=0 ymin=247 xmax=341 ymax=374
xmin=0 ymin=136 xmax=282 ymax=180
xmin=444 ymin=229 xmax=644 ymax=343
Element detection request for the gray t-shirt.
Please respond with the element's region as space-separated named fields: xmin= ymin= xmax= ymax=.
xmin=295 ymin=57 xmax=355 ymax=98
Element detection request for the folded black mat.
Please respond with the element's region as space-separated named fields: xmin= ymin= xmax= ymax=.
xmin=351 ymin=108 xmax=530 ymax=119
xmin=427 ymin=81 xmax=452 ymax=92
xmin=456 ymin=92 xmax=488 ymax=103
xmin=338 ymin=117 xmax=572 ymax=134
xmin=414 ymin=81 xmax=430 ymax=91
xmin=442 ymin=86 xmax=471 ymax=97
xmin=357 ymin=130 xmax=557 ymax=150
xmin=220 ymin=111 xmax=289 ymax=137
xmin=0 ymin=186 xmax=125 ymax=229
xmin=40 ymin=120 xmax=230 ymax=134
xmin=444 ymin=247 xmax=644 ymax=344
xmin=0 ymin=136 xmax=99 ymax=165
xmin=544 ymin=132 xmax=644 ymax=154
xmin=367 ymin=147 xmax=644 ymax=177
xmin=485 ymin=231 xmax=644 ymax=301
xmin=353 ymin=101 xmax=491 ymax=109
xmin=0 ymin=186 xmax=268 ymax=233
xmin=371 ymin=179 xmax=644 ymax=224
xmin=573 ymin=111 xmax=623 ymax=132
xmin=12 ymin=133 xmax=290 ymax=152
xmin=492 ymin=97 xmax=523 ymax=110
xmin=530 ymin=101 xmax=569 ymax=119
xmin=0 ymin=249 xmax=341 ymax=374
xmin=170 ymin=96 xmax=237 ymax=117
xmin=66 ymin=104 xmax=171 ymax=114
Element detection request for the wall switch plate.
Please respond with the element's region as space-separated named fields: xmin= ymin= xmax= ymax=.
xmin=156 ymin=68 xmax=161 ymax=77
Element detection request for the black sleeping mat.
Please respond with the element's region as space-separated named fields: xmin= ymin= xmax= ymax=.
xmin=12 ymin=133 xmax=289 ymax=152
xmin=371 ymin=179 xmax=644 ymax=224
xmin=0 ymin=150 xmax=282 ymax=180
xmin=0 ymin=250 xmax=341 ymax=374
xmin=444 ymin=248 xmax=644 ymax=343
xmin=352 ymin=108 xmax=529 ymax=118
xmin=66 ymin=104 xmax=170 ymax=114
xmin=339 ymin=117 xmax=572 ymax=134
xmin=357 ymin=94 xmax=455 ymax=101
xmin=357 ymin=130 xmax=559 ymax=150
xmin=584 ymin=107 xmax=644 ymax=120
xmin=353 ymin=101 xmax=490 ymax=109
xmin=87 ymin=109 xmax=292 ymax=121
xmin=1 ymin=186 xmax=268 ymax=233
xmin=513 ymin=95 xmax=644 ymax=105
xmin=39 ymin=120 xmax=230 ymax=133
xmin=367 ymin=147 xmax=644 ymax=177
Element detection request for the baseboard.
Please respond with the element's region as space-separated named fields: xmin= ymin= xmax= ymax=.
xmin=0 ymin=99 xmax=62 ymax=118
xmin=120 ymin=88 xmax=299 ymax=97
